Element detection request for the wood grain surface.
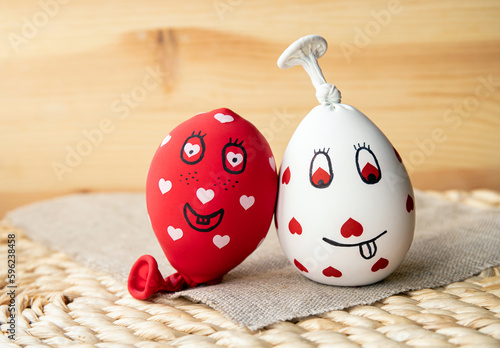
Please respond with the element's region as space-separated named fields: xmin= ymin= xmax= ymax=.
xmin=1 ymin=0 xmax=499 ymax=216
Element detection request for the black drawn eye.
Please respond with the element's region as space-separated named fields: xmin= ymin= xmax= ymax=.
xmin=309 ymin=148 xmax=333 ymax=188
xmin=354 ymin=143 xmax=381 ymax=184
xmin=222 ymin=138 xmax=247 ymax=174
xmin=181 ymin=131 xmax=206 ymax=165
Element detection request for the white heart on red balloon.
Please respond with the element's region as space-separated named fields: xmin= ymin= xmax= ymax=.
xmin=269 ymin=156 xmax=276 ymax=171
xmin=213 ymin=235 xmax=230 ymax=249
xmin=159 ymin=178 xmax=172 ymax=194
xmin=167 ymin=226 xmax=183 ymax=241
xmin=184 ymin=143 xmax=200 ymax=157
xmin=160 ymin=134 xmax=171 ymax=147
xmin=239 ymin=195 xmax=255 ymax=210
xmin=197 ymin=188 xmax=214 ymax=204
xmin=226 ymin=152 xmax=243 ymax=167
xmin=214 ymin=113 xmax=234 ymax=123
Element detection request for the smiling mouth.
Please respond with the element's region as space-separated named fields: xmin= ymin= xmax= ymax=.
xmin=183 ymin=203 xmax=224 ymax=232
xmin=323 ymin=231 xmax=387 ymax=260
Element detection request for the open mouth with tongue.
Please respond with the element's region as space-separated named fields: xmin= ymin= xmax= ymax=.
xmin=183 ymin=203 xmax=224 ymax=232
xmin=322 ymin=230 xmax=387 ymax=260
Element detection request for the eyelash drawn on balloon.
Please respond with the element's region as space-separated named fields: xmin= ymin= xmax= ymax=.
xmin=190 ymin=130 xmax=207 ymax=139
xmin=353 ymin=142 xmax=370 ymax=151
xmin=314 ymin=147 xmax=330 ymax=155
xmin=226 ymin=137 xmax=244 ymax=147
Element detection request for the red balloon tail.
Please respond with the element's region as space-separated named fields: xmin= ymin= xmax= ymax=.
xmin=128 ymin=255 xmax=226 ymax=299
xmin=128 ymin=255 xmax=190 ymax=299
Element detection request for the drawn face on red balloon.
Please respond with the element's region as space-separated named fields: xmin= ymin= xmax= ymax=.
xmin=146 ymin=108 xmax=277 ymax=285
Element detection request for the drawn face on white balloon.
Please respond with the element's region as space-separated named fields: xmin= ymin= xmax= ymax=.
xmin=276 ymin=35 xmax=415 ymax=286
xmin=276 ymin=104 xmax=415 ymax=286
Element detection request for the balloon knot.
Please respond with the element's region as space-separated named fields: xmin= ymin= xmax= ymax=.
xmin=316 ymin=83 xmax=341 ymax=105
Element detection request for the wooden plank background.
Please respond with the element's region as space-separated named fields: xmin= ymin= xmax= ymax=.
xmin=1 ymin=0 xmax=499 ymax=216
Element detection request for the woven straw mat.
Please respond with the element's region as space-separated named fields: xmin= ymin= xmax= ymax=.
xmin=1 ymin=190 xmax=500 ymax=347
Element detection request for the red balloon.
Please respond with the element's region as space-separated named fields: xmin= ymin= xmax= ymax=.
xmin=128 ymin=108 xmax=277 ymax=299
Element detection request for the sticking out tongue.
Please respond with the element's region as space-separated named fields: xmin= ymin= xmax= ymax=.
xmin=359 ymin=240 xmax=377 ymax=260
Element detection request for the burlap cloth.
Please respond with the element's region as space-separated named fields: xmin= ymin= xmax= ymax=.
xmin=6 ymin=190 xmax=500 ymax=330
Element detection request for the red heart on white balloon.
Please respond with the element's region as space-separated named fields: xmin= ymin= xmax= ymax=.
xmin=294 ymin=259 xmax=308 ymax=273
xmin=282 ymin=166 xmax=291 ymax=185
xmin=371 ymin=258 xmax=389 ymax=272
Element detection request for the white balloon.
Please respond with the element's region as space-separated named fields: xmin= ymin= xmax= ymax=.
xmin=276 ymin=36 xmax=415 ymax=286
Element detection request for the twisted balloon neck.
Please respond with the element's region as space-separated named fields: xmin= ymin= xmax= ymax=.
xmin=316 ymin=83 xmax=341 ymax=105
xmin=299 ymin=50 xmax=341 ymax=105
xmin=277 ymin=35 xmax=342 ymax=106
